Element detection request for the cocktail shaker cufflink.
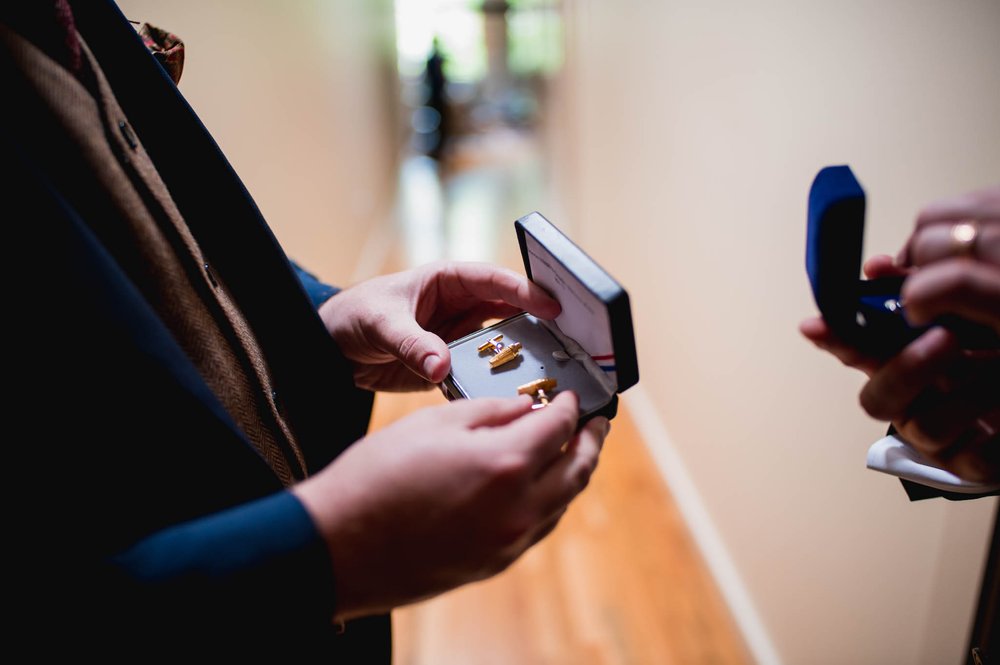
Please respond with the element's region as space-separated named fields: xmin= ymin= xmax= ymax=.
xmin=478 ymin=334 xmax=522 ymax=369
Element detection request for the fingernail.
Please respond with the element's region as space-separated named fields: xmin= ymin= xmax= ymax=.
xmin=422 ymin=354 xmax=440 ymax=378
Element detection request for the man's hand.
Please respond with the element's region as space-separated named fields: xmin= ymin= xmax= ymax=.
xmin=291 ymin=391 xmax=609 ymax=620
xmin=318 ymin=261 xmax=561 ymax=391
xmin=800 ymin=185 xmax=1000 ymax=484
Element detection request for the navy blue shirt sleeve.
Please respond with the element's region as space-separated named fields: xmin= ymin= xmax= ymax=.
xmin=291 ymin=260 xmax=339 ymax=308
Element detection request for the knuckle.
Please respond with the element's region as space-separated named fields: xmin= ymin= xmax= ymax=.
xmin=493 ymin=517 xmax=533 ymax=549
xmin=426 ymin=259 xmax=451 ymax=277
xmin=551 ymin=406 xmax=577 ymax=437
xmin=486 ymin=549 xmax=520 ymax=576
xmin=488 ymin=451 xmax=530 ymax=485
xmin=369 ymin=310 xmax=389 ymax=330
xmin=941 ymin=261 xmax=976 ymax=296
xmin=911 ymin=232 xmax=936 ymax=265
xmin=858 ymin=389 xmax=887 ymax=420
xmin=563 ymin=421 xmax=578 ymax=446
xmin=431 ymin=400 xmax=465 ymax=421
xmin=942 ymin=267 xmax=975 ymax=295
xmin=897 ymin=422 xmax=950 ymax=461
xmin=952 ymin=454 xmax=997 ymax=485
xmin=571 ymin=464 xmax=593 ymax=493
xmin=396 ymin=333 xmax=422 ymax=359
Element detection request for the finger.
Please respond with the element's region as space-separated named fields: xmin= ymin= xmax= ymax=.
xmin=901 ymin=260 xmax=1000 ymax=332
xmin=915 ymin=187 xmax=1000 ymax=227
xmin=364 ymin=312 xmax=453 ymax=383
xmin=798 ymin=316 xmax=831 ymax=342
xmin=526 ymin=507 xmax=567 ymax=549
xmin=437 ymin=395 xmax=536 ymax=429
xmin=799 ymin=317 xmax=883 ymax=376
xmin=859 ymin=328 xmax=961 ymax=421
xmin=907 ymin=222 xmax=1000 ymax=267
xmin=899 ymin=401 xmax=1000 ymax=484
xmin=440 ymin=263 xmax=562 ymax=320
xmin=903 ymin=187 xmax=1000 ymax=267
xmin=492 ymin=391 xmax=580 ymax=469
xmin=948 ymin=407 xmax=1000 ymax=484
xmin=895 ymin=386 xmax=997 ymax=458
xmin=529 ymin=416 xmax=607 ymax=518
xmin=863 ymin=254 xmax=908 ymax=279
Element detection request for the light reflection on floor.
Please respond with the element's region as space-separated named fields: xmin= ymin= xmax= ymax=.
xmin=395 ymin=156 xmax=446 ymax=266
xmin=393 ymin=127 xmax=548 ymax=272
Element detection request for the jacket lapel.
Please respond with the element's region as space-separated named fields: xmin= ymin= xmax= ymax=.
xmin=70 ymin=1 xmax=373 ymax=469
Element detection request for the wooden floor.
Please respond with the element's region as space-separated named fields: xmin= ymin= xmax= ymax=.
xmin=365 ymin=135 xmax=753 ymax=665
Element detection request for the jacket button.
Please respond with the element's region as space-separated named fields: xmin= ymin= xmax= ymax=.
xmin=203 ymin=263 xmax=219 ymax=288
xmin=118 ymin=120 xmax=138 ymax=150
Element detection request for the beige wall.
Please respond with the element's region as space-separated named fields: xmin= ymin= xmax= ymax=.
xmin=556 ymin=1 xmax=1000 ymax=664
xmin=117 ymin=0 xmax=400 ymax=288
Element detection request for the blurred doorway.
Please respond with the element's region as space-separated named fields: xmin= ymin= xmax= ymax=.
xmin=390 ymin=0 xmax=564 ymax=272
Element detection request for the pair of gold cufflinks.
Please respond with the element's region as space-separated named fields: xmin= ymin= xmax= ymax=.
xmin=477 ymin=334 xmax=556 ymax=408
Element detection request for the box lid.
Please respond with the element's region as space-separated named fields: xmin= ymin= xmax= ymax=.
xmin=515 ymin=211 xmax=638 ymax=393
xmin=806 ymin=164 xmax=866 ymax=324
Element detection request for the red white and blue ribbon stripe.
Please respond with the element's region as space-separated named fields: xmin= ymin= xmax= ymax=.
xmin=591 ymin=354 xmax=616 ymax=373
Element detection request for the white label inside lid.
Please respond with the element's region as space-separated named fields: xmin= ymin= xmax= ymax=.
xmin=524 ymin=234 xmax=617 ymax=387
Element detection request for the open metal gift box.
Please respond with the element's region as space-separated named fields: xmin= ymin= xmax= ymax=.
xmin=441 ymin=212 xmax=638 ymax=424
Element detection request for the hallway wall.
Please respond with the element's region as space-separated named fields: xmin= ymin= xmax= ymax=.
xmin=555 ymin=1 xmax=1000 ymax=664
xmin=117 ymin=0 xmax=401 ymax=287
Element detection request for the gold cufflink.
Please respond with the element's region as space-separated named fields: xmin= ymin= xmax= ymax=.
xmin=478 ymin=334 xmax=522 ymax=369
xmin=518 ymin=377 xmax=557 ymax=409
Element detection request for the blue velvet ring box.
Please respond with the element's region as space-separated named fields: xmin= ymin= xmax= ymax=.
xmin=806 ymin=165 xmax=924 ymax=357
xmin=441 ymin=211 xmax=639 ymax=424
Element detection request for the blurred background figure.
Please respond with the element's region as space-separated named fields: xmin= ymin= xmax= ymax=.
xmin=417 ymin=36 xmax=450 ymax=160
xmin=392 ymin=0 xmax=560 ymax=270
xmin=397 ymin=0 xmax=552 ymax=168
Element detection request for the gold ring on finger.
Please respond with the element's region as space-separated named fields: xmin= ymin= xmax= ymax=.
xmin=950 ymin=220 xmax=979 ymax=259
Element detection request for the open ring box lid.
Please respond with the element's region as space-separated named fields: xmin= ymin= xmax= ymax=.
xmin=441 ymin=211 xmax=639 ymax=424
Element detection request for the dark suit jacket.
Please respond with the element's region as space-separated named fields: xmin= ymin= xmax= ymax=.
xmin=3 ymin=1 xmax=389 ymax=659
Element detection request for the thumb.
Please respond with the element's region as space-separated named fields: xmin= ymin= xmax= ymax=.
xmin=369 ymin=313 xmax=452 ymax=382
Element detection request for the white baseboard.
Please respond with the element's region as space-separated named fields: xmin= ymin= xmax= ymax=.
xmin=625 ymin=385 xmax=782 ymax=665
